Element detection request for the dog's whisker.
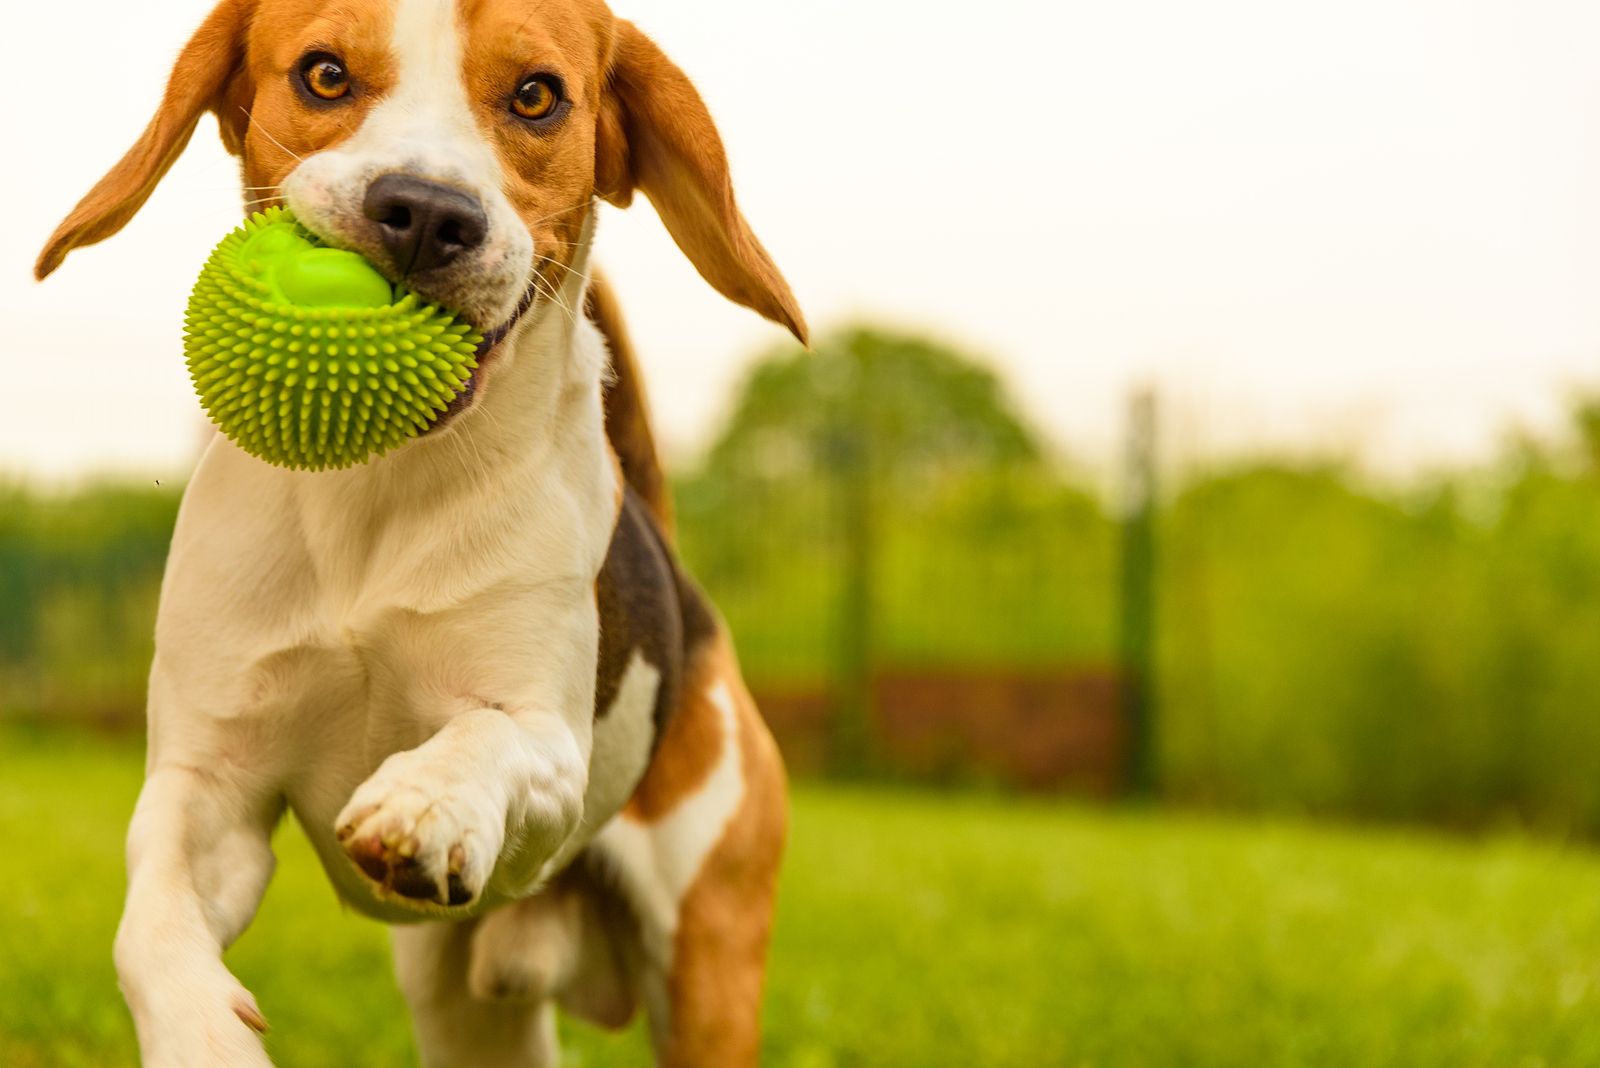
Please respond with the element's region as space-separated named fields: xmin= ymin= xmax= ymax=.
xmin=535 ymin=276 xmax=590 ymax=321
xmin=523 ymin=198 xmax=599 ymax=229
xmin=531 ymin=273 xmax=567 ymax=318
xmin=531 ymin=247 xmax=591 ymax=277
xmin=531 ymin=253 xmax=590 ymax=288
xmin=443 ymin=422 xmax=475 ymax=482
xmin=458 ymin=405 xmax=491 ymax=471
xmin=531 ymin=272 xmax=580 ymax=329
xmin=534 ymin=284 xmax=577 ymax=330
xmin=246 ymin=108 xmax=304 ymax=163
xmin=475 ymin=397 xmax=512 ymax=441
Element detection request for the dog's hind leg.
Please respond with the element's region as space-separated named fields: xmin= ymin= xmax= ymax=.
xmin=466 ymin=862 xmax=639 ymax=1030
xmin=591 ymin=641 xmax=789 ymax=1067
xmin=392 ymin=920 xmax=560 ymax=1068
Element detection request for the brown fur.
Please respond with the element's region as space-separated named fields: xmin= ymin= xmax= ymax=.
xmin=654 ymin=638 xmax=788 ymax=1067
xmin=588 ymin=274 xmax=674 ymax=535
xmin=235 ymin=0 xmax=400 ymax=190
xmin=595 ymin=21 xmax=808 ymax=345
xmin=457 ymin=0 xmax=611 ymax=309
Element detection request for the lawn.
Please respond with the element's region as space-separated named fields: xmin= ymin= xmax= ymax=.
xmin=4 ymin=730 xmax=1600 ymax=1067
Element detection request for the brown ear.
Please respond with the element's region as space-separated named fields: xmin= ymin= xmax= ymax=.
xmin=595 ymin=21 xmax=807 ymax=345
xmin=34 ymin=0 xmax=254 ymax=281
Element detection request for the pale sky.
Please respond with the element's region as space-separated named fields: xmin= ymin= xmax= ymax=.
xmin=6 ymin=0 xmax=1600 ymax=481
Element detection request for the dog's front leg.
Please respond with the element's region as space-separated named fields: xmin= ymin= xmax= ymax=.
xmin=335 ymin=701 xmax=589 ymax=911
xmin=116 ymin=761 xmax=283 ymax=1067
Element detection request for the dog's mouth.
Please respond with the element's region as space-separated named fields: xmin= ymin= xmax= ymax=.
xmin=425 ymin=277 xmax=540 ymax=432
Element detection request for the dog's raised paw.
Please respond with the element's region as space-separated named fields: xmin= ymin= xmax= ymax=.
xmin=335 ymin=775 xmax=500 ymax=910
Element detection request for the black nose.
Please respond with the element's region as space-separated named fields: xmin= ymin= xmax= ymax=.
xmin=362 ymin=174 xmax=487 ymax=275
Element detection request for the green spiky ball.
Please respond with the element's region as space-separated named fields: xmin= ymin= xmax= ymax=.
xmin=184 ymin=206 xmax=482 ymax=470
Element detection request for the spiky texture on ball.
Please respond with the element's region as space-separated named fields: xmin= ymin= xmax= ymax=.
xmin=184 ymin=207 xmax=482 ymax=470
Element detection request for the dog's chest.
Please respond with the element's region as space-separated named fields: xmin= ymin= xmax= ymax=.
xmin=303 ymin=522 xmax=684 ymax=911
xmin=155 ymin=443 xmax=671 ymax=914
xmin=244 ymin=586 xmax=660 ymax=915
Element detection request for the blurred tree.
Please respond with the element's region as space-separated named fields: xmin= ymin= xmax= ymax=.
xmin=701 ymin=327 xmax=1045 ymax=772
xmin=1575 ymin=399 xmax=1600 ymax=473
xmin=705 ymin=327 xmax=1041 ymax=489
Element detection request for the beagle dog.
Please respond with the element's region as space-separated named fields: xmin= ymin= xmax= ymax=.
xmin=33 ymin=1 xmax=803 ymax=1064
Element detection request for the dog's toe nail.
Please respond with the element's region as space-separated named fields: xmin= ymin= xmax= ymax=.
xmin=447 ymin=872 xmax=472 ymax=906
xmin=448 ymin=843 xmax=466 ymax=875
xmin=233 ymin=997 xmax=269 ymax=1034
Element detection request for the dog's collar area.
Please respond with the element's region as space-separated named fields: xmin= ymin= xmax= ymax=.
xmin=431 ymin=276 xmax=542 ymax=428
xmin=474 ymin=278 xmax=540 ymax=360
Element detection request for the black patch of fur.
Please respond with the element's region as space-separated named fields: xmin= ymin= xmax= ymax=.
xmin=593 ymin=488 xmax=722 ymax=746
xmin=594 ymin=488 xmax=678 ymax=726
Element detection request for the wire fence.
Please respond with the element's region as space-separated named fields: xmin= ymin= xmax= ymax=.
xmin=672 ymin=393 xmax=1156 ymax=789
xmin=10 ymin=384 xmax=1600 ymax=831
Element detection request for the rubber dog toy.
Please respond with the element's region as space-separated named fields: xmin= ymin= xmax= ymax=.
xmin=184 ymin=207 xmax=481 ymax=470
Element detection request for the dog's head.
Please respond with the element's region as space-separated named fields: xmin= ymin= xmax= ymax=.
xmin=35 ymin=0 xmax=805 ymax=414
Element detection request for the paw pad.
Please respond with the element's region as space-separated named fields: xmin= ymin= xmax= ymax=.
xmin=336 ymin=820 xmax=477 ymax=908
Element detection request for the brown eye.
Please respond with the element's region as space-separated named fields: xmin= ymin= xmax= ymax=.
xmin=300 ymin=55 xmax=350 ymax=101
xmin=511 ymin=75 xmax=561 ymax=121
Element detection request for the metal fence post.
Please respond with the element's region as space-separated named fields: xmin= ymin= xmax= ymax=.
xmin=832 ymin=416 xmax=876 ymax=777
xmin=1118 ymin=388 xmax=1158 ymax=796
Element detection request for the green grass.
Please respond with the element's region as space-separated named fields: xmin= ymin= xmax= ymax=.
xmin=5 ymin=730 xmax=1600 ymax=1066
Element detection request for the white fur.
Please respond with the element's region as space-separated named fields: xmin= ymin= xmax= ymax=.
xmin=555 ymin=651 xmax=661 ymax=869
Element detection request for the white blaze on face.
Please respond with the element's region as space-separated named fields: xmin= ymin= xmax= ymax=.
xmin=281 ymin=0 xmax=534 ymax=326
xmin=384 ymin=0 xmax=497 ymax=177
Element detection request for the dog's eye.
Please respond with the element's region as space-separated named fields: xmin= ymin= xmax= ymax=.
xmin=300 ymin=54 xmax=351 ymax=102
xmin=511 ymin=75 xmax=562 ymax=121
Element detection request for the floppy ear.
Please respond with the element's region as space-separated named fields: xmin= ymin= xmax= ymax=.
xmin=34 ymin=0 xmax=255 ymax=280
xmin=595 ymin=20 xmax=808 ymax=344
